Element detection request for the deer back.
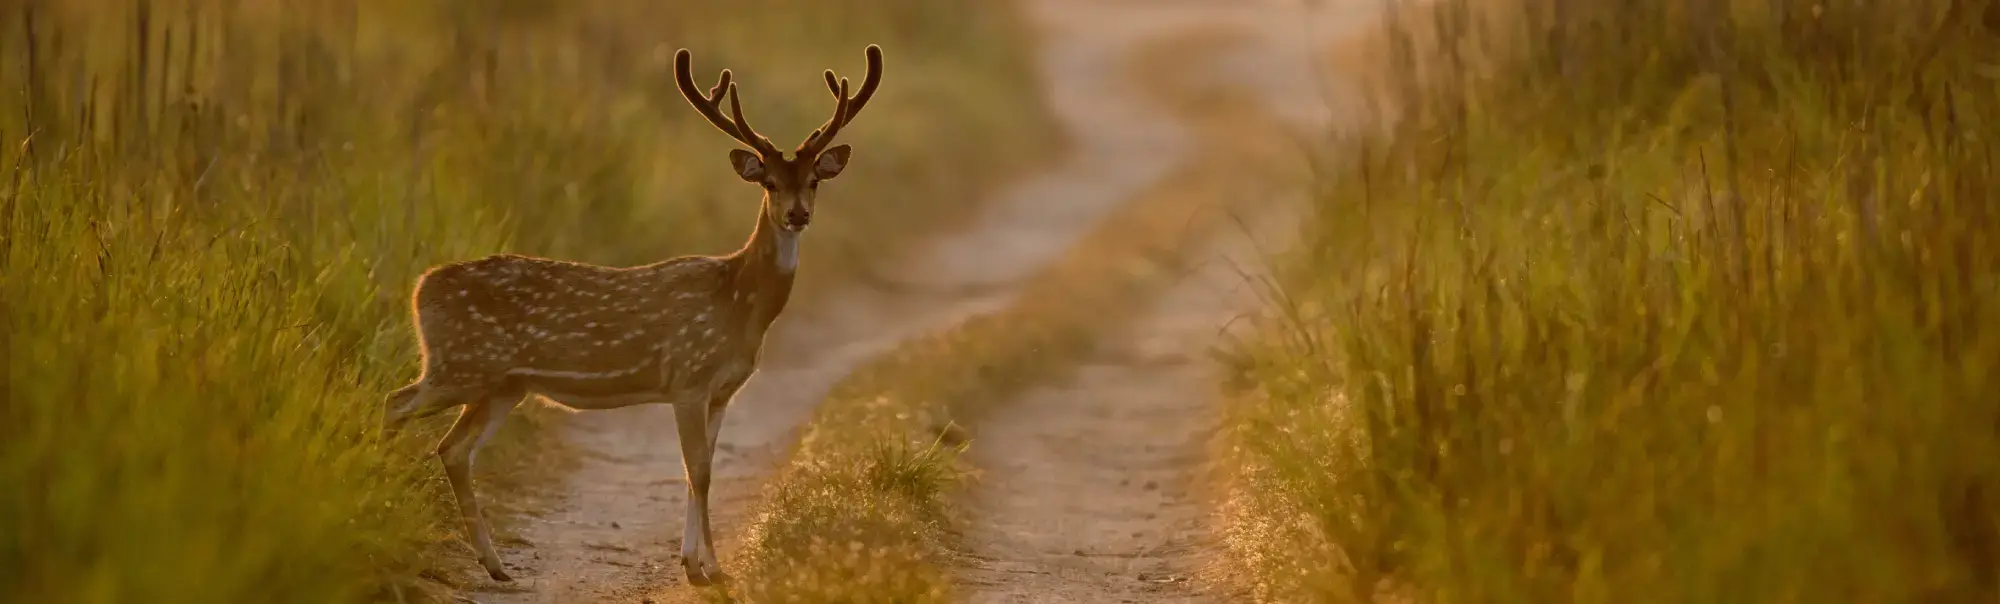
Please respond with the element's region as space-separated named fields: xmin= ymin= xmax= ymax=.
xmin=411 ymin=254 xmax=760 ymax=398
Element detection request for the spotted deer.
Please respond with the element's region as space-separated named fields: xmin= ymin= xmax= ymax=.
xmin=382 ymin=45 xmax=884 ymax=586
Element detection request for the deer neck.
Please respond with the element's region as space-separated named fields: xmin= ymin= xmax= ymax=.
xmin=726 ymin=205 xmax=800 ymax=329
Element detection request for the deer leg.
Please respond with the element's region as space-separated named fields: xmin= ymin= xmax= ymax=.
xmin=673 ymin=398 xmax=725 ymax=586
xmin=387 ymin=381 xmax=481 ymax=438
xmin=698 ymin=395 xmax=732 ymax=565
xmin=704 ymin=398 xmax=730 ymax=465
xmin=438 ymin=391 xmax=524 ymax=582
xmin=382 ymin=381 xmax=427 ymax=437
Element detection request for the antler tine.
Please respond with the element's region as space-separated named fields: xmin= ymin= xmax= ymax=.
xmin=846 ymin=45 xmax=884 ymax=120
xmin=797 ymin=44 xmax=885 ymax=156
xmin=707 ymin=71 xmax=731 ymax=105
xmin=674 ymin=49 xmax=779 ymax=156
xmin=672 ymin=50 xmax=737 ymax=139
xmin=724 ymin=83 xmax=781 ymax=156
xmin=799 ymin=72 xmax=845 ymax=144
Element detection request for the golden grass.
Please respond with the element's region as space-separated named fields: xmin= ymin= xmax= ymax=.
xmin=1223 ymin=0 xmax=2000 ymax=602
xmin=712 ymin=28 xmax=1310 ymax=603
xmin=0 ymin=1 xmax=1054 ymax=602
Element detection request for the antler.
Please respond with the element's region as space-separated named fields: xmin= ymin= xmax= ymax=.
xmin=795 ymin=44 xmax=884 ymax=157
xmin=674 ymin=49 xmax=782 ymax=157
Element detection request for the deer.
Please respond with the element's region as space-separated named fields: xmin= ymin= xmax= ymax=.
xmin=380 ymin=44 xmax=884 ymax=587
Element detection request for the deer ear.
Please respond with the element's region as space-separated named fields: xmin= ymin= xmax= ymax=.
xmin=729 ymin=149 xmax=766 ymax=183
xmin=814 ymin=145 xmax=852 ymax=180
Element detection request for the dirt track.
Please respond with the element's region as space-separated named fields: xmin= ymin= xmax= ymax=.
xmin=952 ymin=2 xmax=1354 ymax=603
xmin=464 ymin=1 xmax=1365 ymax=602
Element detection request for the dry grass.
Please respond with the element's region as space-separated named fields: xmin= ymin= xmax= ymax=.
xmin=715 ymin=30 xmax=1304 ymax=603
xmin=1223 ymin=0 xmax=2000 ymax=602
xmin=0 ymin=1 xmax=1054 ymax=602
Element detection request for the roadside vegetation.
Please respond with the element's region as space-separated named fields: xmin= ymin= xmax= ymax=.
xmin=718 ymin=32 xmax=1302 ymax=603
xmin=1223 ymin=0 xmax=2000 ymax=602
xmin=0 ymin=1 xmax=1052 ymax=602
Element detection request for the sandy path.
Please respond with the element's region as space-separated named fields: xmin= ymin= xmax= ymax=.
xmin=957 ymin=202 xmax=1293 ymax=604
xmin=458 ymin=2 xmax=1255 ymax=602
xmin=955 ymin=1 xmax=1364 ymax=602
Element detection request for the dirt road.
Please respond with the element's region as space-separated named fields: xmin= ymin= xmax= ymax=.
xmin=953 ymin=1 xmax=1360 ymax=603
xmin=463 ymin=1 xmax=1365 ymax=602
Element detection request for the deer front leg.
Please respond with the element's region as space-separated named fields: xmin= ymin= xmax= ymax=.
xmin=673 ymin=397 xmax=725 ymax=586
xmin=707 ymin=375 xmax=753 ymax=461
xmin=696 ymin=386 xmax=739 ymax=566
xmin=438 ymin=392 xmax=524 ymax=582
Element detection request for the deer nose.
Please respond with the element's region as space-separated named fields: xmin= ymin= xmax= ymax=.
xmin=785 ymin=208 xmax=811 ymax=228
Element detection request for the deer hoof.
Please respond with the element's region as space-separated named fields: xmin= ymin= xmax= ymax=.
xmin=682 ymin=560 xmax=727 ymax=587
xmin=484 ymin=563 xmax=514 ymax=582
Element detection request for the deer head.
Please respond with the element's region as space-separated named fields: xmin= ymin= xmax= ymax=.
xmin=673 ymin=45 xmax=884 ymax=233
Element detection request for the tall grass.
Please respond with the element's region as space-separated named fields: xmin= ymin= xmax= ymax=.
xmin=1224 ymin=0 xmax=2000 ymax=602
xmin=0 ymin=1 xmax=1053 ymax=602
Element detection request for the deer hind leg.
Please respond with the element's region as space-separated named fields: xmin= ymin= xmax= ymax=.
xmin=383 ymin=380 xmax=478 ymax=436
xmin=674 ymin=398 xmax=726 ymax=586
xmin=382 ymin=382 xmax=427 ymax=436
xmin=438 ymin=390 xmax=525 ymax=582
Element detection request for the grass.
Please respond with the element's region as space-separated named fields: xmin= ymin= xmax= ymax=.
xmin=1221 ymin=0 xmax=2000 ymax=602
xmin=0 ymin=1 xmax=1054 ymax=602
xmin=716 ymin=30 xmax=1304 ymax=603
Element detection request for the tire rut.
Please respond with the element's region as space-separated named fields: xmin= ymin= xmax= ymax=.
xmin=957 ymin=201 xmax=1298 ymax=604
xmin=955 ymin=1 xmax=1362 ymax=602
